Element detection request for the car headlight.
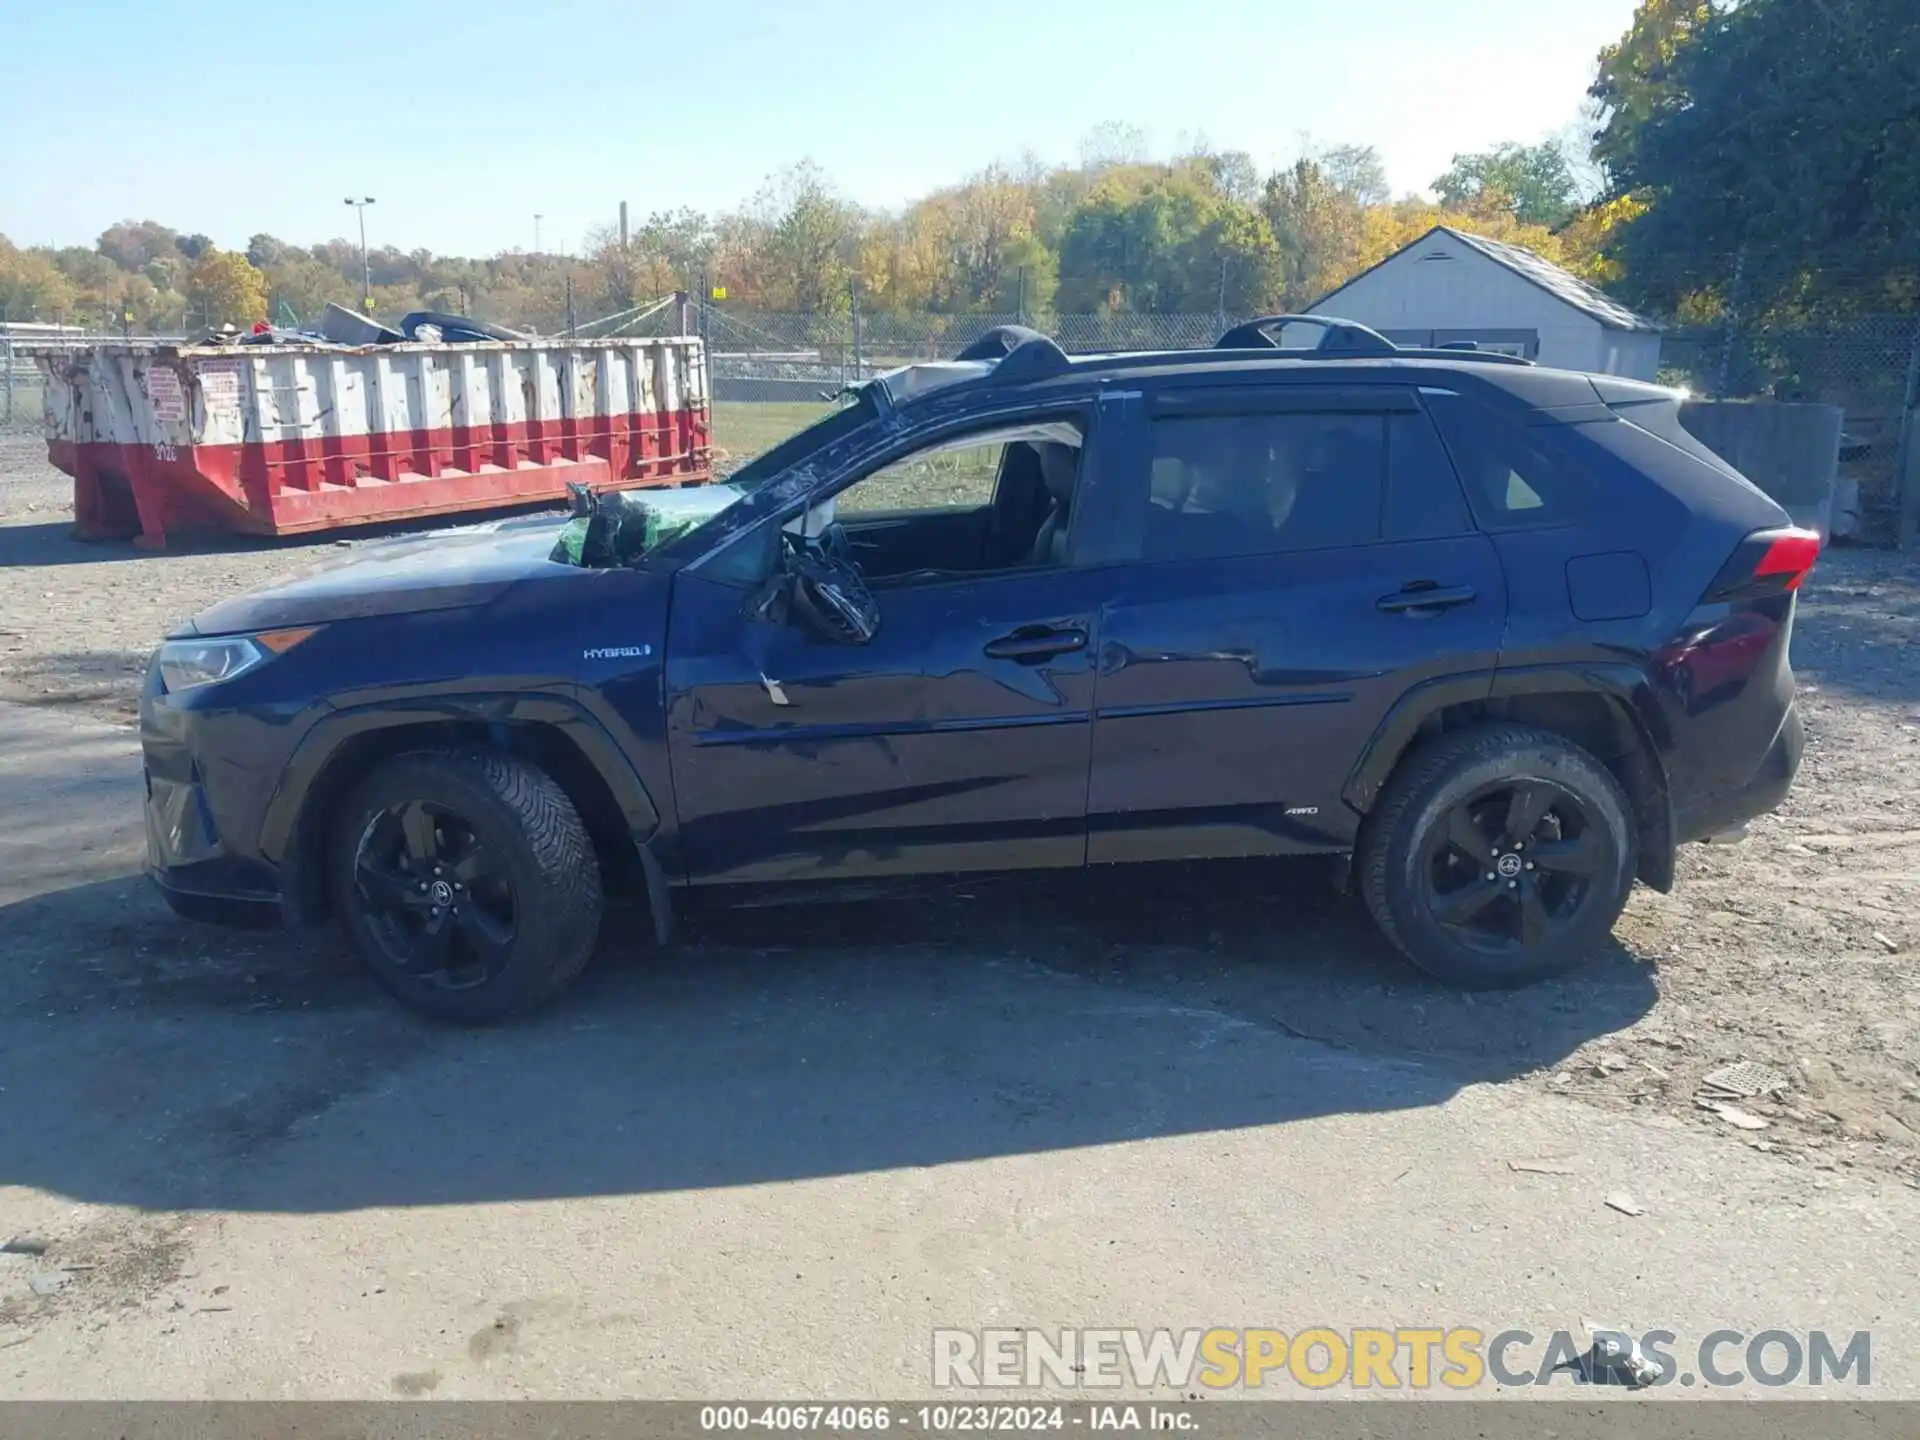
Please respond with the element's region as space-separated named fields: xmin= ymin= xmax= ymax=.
xmin=157 ymin=627 xmax=320 ymax=693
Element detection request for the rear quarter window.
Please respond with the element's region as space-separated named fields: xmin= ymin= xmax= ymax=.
xmin=1613 ymin=399 xmax=1749 ymax=482
xmin=1422 ymin=390 xmax=1589 ymax=530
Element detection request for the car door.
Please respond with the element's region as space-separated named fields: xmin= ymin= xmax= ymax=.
xmin=663 ymin=401 xmax=1123 ymax=885
xmin=1087 ymin=385 xmax=1507 ymax=862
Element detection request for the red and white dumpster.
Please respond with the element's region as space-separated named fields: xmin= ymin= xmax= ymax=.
xmin=34 ymin=335 xmax=711 ymax=548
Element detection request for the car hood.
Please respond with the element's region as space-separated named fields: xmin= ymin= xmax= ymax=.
xmin=182 ymin=514 xmax=578 ymax=636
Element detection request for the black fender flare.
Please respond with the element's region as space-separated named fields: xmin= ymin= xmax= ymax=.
xmin=1342 ymin=662 xmax=1676 ymax=891
xmin=1341 ymin=670 xmax=1498 ymax=815
xmin=259 ymin=691 xmax=661 ymax=924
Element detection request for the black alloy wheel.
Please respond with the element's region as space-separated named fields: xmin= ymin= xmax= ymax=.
xmin=331 ymin=750 xmax=603 ymax=1021
xmin=1419 ymin=778 xmax=1608 ymax=952
xmin=1359 ymin=723 xmax=1637 ymax=988
xmin=352 ymin=798 xmax=517 ymax=991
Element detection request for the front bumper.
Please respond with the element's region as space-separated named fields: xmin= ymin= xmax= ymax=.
xmin=1674 ymin=699 xmax=1805 ymax=845
xmin=144 ymin=769 xmax=285 ymax=927
xmin=141 ymin=665 xmax=300 ymax=929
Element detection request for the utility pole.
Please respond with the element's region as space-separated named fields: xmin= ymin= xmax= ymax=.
xmin=1016 ymin=267 xmax=1027 ymax=325
xmin=850 ymin=275 xmax=863 ymax=383
xmin=565 ymin=273 xmax=575 ymax=337
xmin=534 ymin=214 xmax=544 ymax=254
xmin=1217 ymin=254 xmax=1229 ymax=332
xmin=343 ymin=197 xmax=376 ymax=311
xmin=699 ymin=267 xmax=712 ymax=356
xmin=619 ymin=201 xmax=629 ymax=252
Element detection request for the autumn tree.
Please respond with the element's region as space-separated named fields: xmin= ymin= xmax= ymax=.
xmin=1433 ymin=141 xmax=1581 ymax=228
xmin=1589 ymin=0 xmax=1719 ymax=186
xmin=0 ymin=237 xmax=78 ymax=320
xmin=245 ymin=233 xmax=293 ymax=270
xmin=1591 ymin=0 xmax=1920 ymax=316
xmin=95 ymin=219 xmax=180 ymax=273
xmin=755 ymin=163 xmax=862 ymax=313
xmin=1316 ymin=144 xmax=1392 ymax=206
xmin=262 ymin=252 xmax=356 ymax=323
xmin=1057 ymin=170 xmax=1281 ymax=313
xmin=23 ymin=126 xmax=1686 ymax=334
xmin=1557 ymin=192 xmax=1652 ymax=284
xmin=1261 ymin=159 xmax=1366 ymax=308
xmin=186 ymin=248 xmax=269 ymax=327
xmin=1078 ymin=121 xmax=1151 ymax=171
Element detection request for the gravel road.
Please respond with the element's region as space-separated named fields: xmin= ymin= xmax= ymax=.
xmin=1 ymin=700 xmax=1917 ymax=1402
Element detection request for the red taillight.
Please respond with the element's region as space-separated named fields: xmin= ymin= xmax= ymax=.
xmin=1703 ymin=527 xmax=1822 ymax=603
xmin=1753 ymin=530 xmax=1821 ymax=591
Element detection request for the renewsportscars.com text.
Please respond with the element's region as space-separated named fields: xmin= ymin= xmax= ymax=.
xmin=932 ymin=1327 xmax=1872 ymax=1391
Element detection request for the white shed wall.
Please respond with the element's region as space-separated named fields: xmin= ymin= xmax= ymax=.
xmin=1598 ymin=330 xmax=1664 ymax=382
xmin=1308 ymin=230 xmax=1653 ymax=375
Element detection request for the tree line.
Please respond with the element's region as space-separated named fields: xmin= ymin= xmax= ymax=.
xmin=0 ymin=137 xmax=1592 ymax=336
xmin=1 ymin=0 xmax=1911 ymax=336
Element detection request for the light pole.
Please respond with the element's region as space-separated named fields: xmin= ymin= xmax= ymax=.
xmin=344 ymin=197 xmax=376 ymax=311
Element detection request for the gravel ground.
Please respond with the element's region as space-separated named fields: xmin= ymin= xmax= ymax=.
xmin=5 ymin=700 xmax=1918 ymax=1400
xmin=0 ymin=436 xmax=561 ymax=719
xmin=2 ymin=433 xmax=1916 ymax=1191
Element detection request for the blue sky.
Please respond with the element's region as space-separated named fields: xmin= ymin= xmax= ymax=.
xmin=1 ymin=0 xmax=1637 ymax=256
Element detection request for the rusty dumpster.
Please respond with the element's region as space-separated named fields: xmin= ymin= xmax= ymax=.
xmin=32 ymin=335 xmax=711 ymax=548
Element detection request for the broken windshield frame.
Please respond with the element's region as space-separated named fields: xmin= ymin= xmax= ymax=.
xmin=545 ymin=386 xmax=888 ymax=571
xmin=633 ymin=384 xmax=896 ymax=572
xmin=719 ymin=385 xmax=884 ymax=496
xmin=640 ymin=363 xmax=1026 ymax=574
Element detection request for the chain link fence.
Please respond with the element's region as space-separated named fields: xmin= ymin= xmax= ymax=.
xmin=1 ymin=340 xmax=47 ymax=434
xmin=694 ymin=306 xmax=1920 ymax=537
xmin=681 ymin=310 xmax=1241 ymax=402
xmin=1660 ymin=314 xmax=1920 ymax=535
xmin=9 ymin=307 xmax=1916 ymax=537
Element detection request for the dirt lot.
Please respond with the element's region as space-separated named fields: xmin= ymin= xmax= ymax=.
xmin=2 ymin=426 xmax=1917 ymax=1197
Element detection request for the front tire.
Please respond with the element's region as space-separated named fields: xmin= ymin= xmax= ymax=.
xmin=1360 ymin=723 xmax=1636 ymax=988
xmin=331 ymin=750 xmax=603 ymax=1022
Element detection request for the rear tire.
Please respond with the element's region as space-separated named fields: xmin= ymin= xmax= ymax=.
xmin=1359 ymin=723 xmax=1636 ymax=988
xmin=331 ymin=750 xmax=602 ymax=1022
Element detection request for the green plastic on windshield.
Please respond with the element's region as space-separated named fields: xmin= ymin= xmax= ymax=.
xmin=550 ymin=484 xmax=746 ymax=568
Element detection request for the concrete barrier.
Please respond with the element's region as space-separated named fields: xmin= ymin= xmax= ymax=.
xmin=1680 ymin=400 xmax=1843 ymax=541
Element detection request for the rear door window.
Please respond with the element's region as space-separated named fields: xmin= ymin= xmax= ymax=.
xmin=1422 ymin=390 xmax=1586 ymax=529
xmin=1143 ymin=411 xmax=1385 ymax=560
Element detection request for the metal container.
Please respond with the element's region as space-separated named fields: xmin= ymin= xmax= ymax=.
xmin=33 ymin=336 xmax=711 ymax=548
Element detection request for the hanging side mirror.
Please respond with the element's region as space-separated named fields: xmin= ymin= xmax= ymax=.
xmin=745 ymin=546 xmax=878 ymax=646
xmin=789 ymin=550 xmax=879 ymax=645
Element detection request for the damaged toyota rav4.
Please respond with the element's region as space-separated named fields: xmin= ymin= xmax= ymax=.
xmin=142 ymin=318 xmax=1814 ymax=1021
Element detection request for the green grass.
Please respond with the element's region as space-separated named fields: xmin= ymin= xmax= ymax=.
xmin=708 ymin=398 xmax=1013 ymax=512
xmin=711 ymin=401 xmax=830 ymax=469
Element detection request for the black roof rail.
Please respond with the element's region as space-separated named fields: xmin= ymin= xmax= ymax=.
xmin=956 ymin=325 xmax=1073 ymax=384
xmin=1385 ymin=346 xmax=1532 ymax=366
xmin=954 ymin=324 xmax=1049 ymax=361
xmin=1213 ymin=314 xmax=1534 ymax=366
xmin=1215 ymin=314 xmax=1397 ymax=355
xmin=944 ymin=318 xmax=1535 ymax=388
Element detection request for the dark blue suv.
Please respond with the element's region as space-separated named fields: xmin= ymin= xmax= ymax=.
xmin=140 ymin=318 xmax=1814 ymax=1020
